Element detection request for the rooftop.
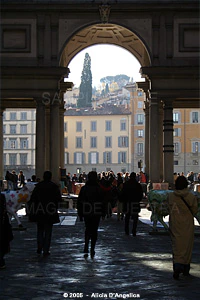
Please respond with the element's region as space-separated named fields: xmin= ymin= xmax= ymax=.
xmin=64 ymin=104 xmax=131 ymax=116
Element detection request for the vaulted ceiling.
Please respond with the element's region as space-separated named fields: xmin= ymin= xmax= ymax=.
xmin=60 ymin=23 xmax=151 ymax=68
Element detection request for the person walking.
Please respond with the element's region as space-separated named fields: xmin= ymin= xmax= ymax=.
xmin=168 ymin=176 xmax=198 ymax=279
xmin=0 ymin=193 xmax=13 ymax=269
xmin=11 ymin=170 xmax=18 ymax=190
xmin=18 ymin=170 xmax=25 ymax=187
xmin=77 ymin=171 xmax=105 ymax=259
xmin=120 ymin=172 xmax=143 ymax=236
xmin=28 ymin=171 xmax=61 ymax=256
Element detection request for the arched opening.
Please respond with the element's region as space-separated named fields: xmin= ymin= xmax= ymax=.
xmin=59 ymin=23 xmax=151 ymax=68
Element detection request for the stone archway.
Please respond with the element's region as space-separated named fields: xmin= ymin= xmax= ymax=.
xmin=0 ymin=1 xmax=199 ymax=185
xmin=59 ymin=23 xmax=151 ymax=68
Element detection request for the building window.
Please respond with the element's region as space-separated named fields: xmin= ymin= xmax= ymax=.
xmin=118 ymin=136 xmax=129 ymax=147
xmin=3 ymin=154 xmax=6 ymax=165
xmin=3 ymin=139 xmax=6 ymax=149
xmin=9 ymin=139 xmax=17 ymax=149
xmin=20 ymin=125 xmax=27 ymax=134
xmin=20 ymin=154 xmax=27 ymax=165
xmin=103 ymin=152 xmax=112 ymax=164
xmin=137 ymin=91 xmax=143 ymax=97
xmin=138 ymin=101 xmax=143 ymax=108
xmin=10 ymin=112 xmax=16 ymax=120
xmin=174 ymin=142 xmax=180 ymax=155
xmin=137 ymin=114 xmax=144 ymax=125
xmin=105 ymin=136 xmax=112 ymax=148
xmin=20 ymin=112 xmax=27 ymax=120
xmin=137 ymin=129 xmax=144 ymax=138
xmin=89 ymin=152 xmax=99 ymax=164
xmin=64 ymin=122 xmax=68 ymax=132
xmin=65 ymin=152 xmax=69 ymax=164
xmin=137 ymin=143 xmax=144 ymax=156
xmin=174 ymin=128 xmax=181 ymax=137
xmin=9 ymin=154 xmax=17 ymax=165
xmin=174 ymin=160 xmax=179 ymax=165
xmin=193 ymin=160 xmax=199 ymax=165
xmin=76 ymin=137 xmax=82 ymax=148
xmin=192 ymin=141 xmax=200 ymax=153
xmin=10 ymin=125 xmax=16 ymax=134
xmin=120 ymin=119 xmax=126 ymax=131
xmin=91 ymin=121 xmax=97 ymax=132
xmin=118 ymin=152 xmax=127 ymax=163
xmin=64 ymin=137 xmax=68 ymax=148
xmin=173 ymin=112 xmax=179 ymax=123
xmin=91 ymin=137 xmax=97 ymax=148
xmin=74 ymin=152 xmax=84 ymax=164
xmin=20 ymin=138 xmax=28 ymax=149
xmin=3 ymin=125 xmax=6 ymax=134
xmin=105 ymin=120 xmax=112 ymax=131
xmin=192 ymin=112 xmax=199 ymax=123
xmin=76 ymin=121 xmax=82 ymax=132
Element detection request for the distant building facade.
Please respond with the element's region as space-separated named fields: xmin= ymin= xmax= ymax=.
xmin=64 ymin=105 xmax=131 ymax=175
xmin=3 ymin=91 xmax=200 ymax=179
xmin=3 ymin=109 xmax=36 ymax=179
xmin=126 ymin=83 xmax=200 ymax=178
xmin=173 ymin=108 xmax=200 ymax=176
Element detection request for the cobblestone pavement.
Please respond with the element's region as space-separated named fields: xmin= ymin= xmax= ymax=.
xmin=0 ymin=208 xmax=200 ymax=300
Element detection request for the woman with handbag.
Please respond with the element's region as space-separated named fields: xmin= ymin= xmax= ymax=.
xmin=168 ymin=176 xmax=198 ymax=279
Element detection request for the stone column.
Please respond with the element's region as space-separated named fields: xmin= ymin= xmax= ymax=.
xmin=59 ymin=105 xmax=65 ymax=169
xmin=149 ymin=96 xmax=162 ymax=183
xmin=0 ymin=108 xmax=4 ymax=180
xmin=144 ymin=101 xmax=149 ymax=177
xmin=50 ymin=101 xmax=60 ymax=183
xmin=163 ymin=100 xmax=174 ymax=187
xmin=35 ymin=99 xmax=46 ymax=180
xmin=159 ymin=101 xmax=164 ymax=181
xmin=45 ymin=107 xmax=50 ymax=171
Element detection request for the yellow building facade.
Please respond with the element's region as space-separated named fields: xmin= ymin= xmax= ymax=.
xmin=64 ymin=105 xmax=132 ymax=175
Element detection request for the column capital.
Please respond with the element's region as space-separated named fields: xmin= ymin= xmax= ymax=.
xmin=163 ymin=99 xmax=174 ymax=109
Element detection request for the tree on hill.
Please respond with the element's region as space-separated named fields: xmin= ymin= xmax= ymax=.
xmin=100 ymin=74 xmax=130 ymax=89
xmin=77 ymin=53 xmax=92 ymax=108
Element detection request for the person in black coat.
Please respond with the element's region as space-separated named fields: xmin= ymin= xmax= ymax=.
xmin=28 ymin=171 xmax=61 ymax=256
xmin=77 ymin=171 xmax=105 ymax=258
xmin=120 ymin=172 xmax=143 ymax=236
xmin=0 ymin=193 xmax=13 ymax=269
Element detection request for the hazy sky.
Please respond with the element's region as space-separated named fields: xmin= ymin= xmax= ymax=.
xmin=67 ymin=44 xmax=144 ymax=88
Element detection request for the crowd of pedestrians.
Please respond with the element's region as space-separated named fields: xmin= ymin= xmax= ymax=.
xmin=4 ymin=170 xmax=40 ymax=191
xmin=0 ymin=168 xmax=199 ymax=281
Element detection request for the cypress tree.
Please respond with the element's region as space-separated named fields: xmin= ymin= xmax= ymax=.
xmin=77 ymin=53 xmax=92 ymax=108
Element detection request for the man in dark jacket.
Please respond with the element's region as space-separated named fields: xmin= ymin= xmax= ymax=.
xmin=120 ymin=172 xmax=143 ymax=236
xmin=77 ymin=171 xmax=105 ymax=258
xmin=28 ymin=171 xmax=61 ymax=256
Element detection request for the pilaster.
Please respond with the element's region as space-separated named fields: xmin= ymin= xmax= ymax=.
xmin=0 ymin=108 xmax=4 ymax=181
xmin=163 ymin=100 xmax=174 ymax=187
xmin=35 ymin=99 xmax=46 ymax=180
xmin=50 ymin=100 xmax=60 ymax=183
xmin=144 ymin=101 xmax=149 ymax=177
xmin=59 ymin=104 xmax=65 ymax=169
xmin=149 ymin=95 xmax=163 ymax=183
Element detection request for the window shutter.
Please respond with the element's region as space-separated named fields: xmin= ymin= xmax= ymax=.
xmin=88 ymin=153 xmax=91 ymax=164
xmin=82 ymin=152 xmax=85 ymax=164
xmin=118 ymin=137 xmax=121 ymax=147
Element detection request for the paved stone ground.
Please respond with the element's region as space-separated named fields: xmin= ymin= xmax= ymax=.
xmin=0 ymin=208 xmax=200 ymax=300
